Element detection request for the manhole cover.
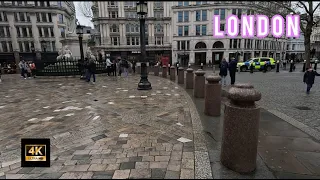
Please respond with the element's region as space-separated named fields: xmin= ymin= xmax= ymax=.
xmin=294 ymin=106 xmax=311 ymax=110
xmin=94 ymin=99 xmax=98 ymax=101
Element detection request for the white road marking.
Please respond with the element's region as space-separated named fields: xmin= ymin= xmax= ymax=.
xmin=119 ymin=134 xmax=128 ymax=138
xmin=92 ymin=116 xmax=100 ymax=120
xmin=177 ymin=137 xmax=192 ymax=143
xmin=42 ymin=117 xmax=54 ymax=121
xmin=28 ymin=118 xmax=38 ymax=122
xmin=65 ymin=113 xmax=75 ymax=117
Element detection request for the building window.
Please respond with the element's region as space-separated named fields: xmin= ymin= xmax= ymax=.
xmin=52 ymin=41 xmax=55 ymax=51
xmin=49 ymin=27 xmax=54 ymax=37
xmin=221 ymin=9 xmax=225 ymax=20
xmin=177 ymin=41 xmax=180 ymax=50
xmin=202 ymin=25 xmax=207 ymax=35
xmin=48 ymin=13 xmax=52 ymax=22
xmin=154 ymin=11 xmax=163 ymax=18
xmin=110 ymin=24 xmax=119 ymax=32
xmin=124 ymin=1 xmax=135 ymax=7
xmin=60 ymin=28 xmax=65 ymax=38
xmin=196 ymin=10 xmax=200 ymax=21
xmin=1 ymin=42 xmax=8 ymax=52
xmin=232 ymin=9 xmax=237 ymax=15
xmin=184 ymin=11 xmax=189 ymax=22
xmin=0 ymin=13 xmax=2 ymax=21
xmin=6 ymin=27 xmax=10 ymax=37
xmin=14 ymin=13 xmax=18 ymax=21
xmin=220 ymin=24 xmax=225 ymax=31
xmin=40 ymin=1 xmax=44 ymax=6
xmin=155 ymin=37 xmax=163 ymax=45
xmin=109 ymin=11 xmax=118 ymax=18
xmin=178 ymin=26 xmax=183 ymax=36
xmin=292 ymin=44 xmax=295 ymax=50
xmin=237 ymin=9 xmax=242 ymax=19
xmin=44 ymin=27 xmax=49 ymax=37
xmin=108 ymin=1 xmax=117 ymax=7
xmin=19 ymin=42 xmax=23 ymax=52
xmin=155 ymin=24 xmax=163 ymax=33
xmin=38 ymin=27 xmax=42 ymax=37
xmin=196 ymin=25 xmax=200 ymax=35
xmin=58 ymin=14 xmax=63 ymax=23
xmin=111 ymin=37 xmax=120 ymax=45
xmin=57 ymin=1 xmax=62 ymax=7
xmin=29 ymin=27 xmax=33 ymax=37
xmin=26 ymin=13 xmax=30 ymax=22
xmin=178 ymin=11 xmax=183 ymax=22
xmin=184 ymin=26 xmax=188 ymax=36
xmin=17 ymin=27 xmax=21 ymax=37
xmin=17 ymin=1 xmax=23 ymax=5
xmin=202 ymin=10 xmax=207 ymax=21
xmin=24 ymin=41 xmax=30 ymax=52
xmin=19 ymin=12 xmax=25 ymax=21
xmin=41 ymin=13 xmax=47 ymax=22
xmin=8 ymin=42 xmax=13 ymax=52
xmin=3 ymin=12 xmax=7 ymax=21
xmin=36 ymin=13 xmax=40 ymax=22
xmin=47 ymin=1 xmax=50 ymax=6
xmin=154 ymin=2 xmax=163 ymax=8
xmin=127 ymin=37 xmax=130 ymax=45
xmin=22 ymin=27 xmax=27 ymax=37
xmin=0 ymin=28 xmax=4 ymax=37
xmin=184 ymin=1 xmax=189 ymax=6
xmin=178 ymin=1 xmax=183 ymax=6
xmin=214 ymin=9 xmax=219 ymax=15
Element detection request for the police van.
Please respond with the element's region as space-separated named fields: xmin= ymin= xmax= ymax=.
xmin=237 ymin=57 xmax=276 ymax=72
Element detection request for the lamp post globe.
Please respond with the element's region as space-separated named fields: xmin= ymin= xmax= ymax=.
xmin=137 ymin=1 xmax=152 ymax=90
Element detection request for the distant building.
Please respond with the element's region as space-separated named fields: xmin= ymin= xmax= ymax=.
xmin=0 ymin=1 xmax=76 ymax=64
xmin=286 ymin=35 xmax=305 ymax=61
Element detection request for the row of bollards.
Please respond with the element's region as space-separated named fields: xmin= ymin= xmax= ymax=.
xmin=152 ymin=64 xmax=262 ymax=173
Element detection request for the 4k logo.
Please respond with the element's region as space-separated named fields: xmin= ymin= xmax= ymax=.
xmin=21 ymin=138 xmax=50 ymax=167
xmin=25 ymin=145 xmax=46 ymax=161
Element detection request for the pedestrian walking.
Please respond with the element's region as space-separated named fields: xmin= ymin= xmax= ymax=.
xmin=106 ymin=57 xmax=112 ymax=76
xmin=228 ymin=57 xmax=238 ymax=85
xmin=18 ymin=59 xmax=27 ymax=79
xmin=121 ymin=59 xmax=129 ymax=77
xmin=303 ymin=66 xmax=320 ymax=94
xmin=86 ymin=58 xmax=96 ymax=84
xmin=112 ymin=60 xmax=117 ymax=76
xmin=30 ymin=61 xmax=37 ymax=78
xmin=26 ymin=62 xmax=32 ymax=78
xmin=132 ymin=60 xmax=136 ymax=74
xmin=219 ymin=58 xmax=228 ymax=86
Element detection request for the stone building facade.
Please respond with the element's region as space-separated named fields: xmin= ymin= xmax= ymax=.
xmin=0 ymin=1 xmax=76 ymax=64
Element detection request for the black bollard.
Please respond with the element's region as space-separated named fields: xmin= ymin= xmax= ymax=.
xmin=315 ymin=61 xmax=318 ymax=70
xmin=250 ymin=63 xmax=254 ymax=73
xmin=276 ymin=61 xmax=280 ymax=72
xmin=201 ymin=63 xmax=203 ymax=70
xmin=177 ymin=63 xmax=179 ymax=75
xmin=302 ymin=61 xmax=306 ymax=72
xmin=168 ymin=64 xmax=171 ymax=75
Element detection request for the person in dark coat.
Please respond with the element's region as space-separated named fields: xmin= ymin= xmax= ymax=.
xmin=86 ymin=58 xmax=96 ymax=84
xmin=219 ymin=58 xmax=228 ymax=86
xmin=303 ymin=66 xmax=320 ymax=94
xmin=228 ymin=57 xmax=238 ymax=85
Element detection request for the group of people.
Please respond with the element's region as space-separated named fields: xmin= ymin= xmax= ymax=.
xmin=106 ymin=58 xmax=135 ymax=77
xmin=18 ymin=59 xmax=36 ymax=79
xmin=219 ymin=57 xmax=238 ymax=86
xmin=77 ymin=58 xmax=97 ymax=84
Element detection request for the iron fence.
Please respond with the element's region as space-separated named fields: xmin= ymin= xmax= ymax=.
xmin=35 ymin=57 xmax=107 ymax=76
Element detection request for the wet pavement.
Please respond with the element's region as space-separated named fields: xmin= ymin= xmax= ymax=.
xmin=0 ymin=74 xmax=211 ymax=179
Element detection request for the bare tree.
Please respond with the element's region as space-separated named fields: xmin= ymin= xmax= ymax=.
xmin=250 ymin=1 xmax=320 ymax=69
xmin=77 ymin=2 xmax=93 ymax=19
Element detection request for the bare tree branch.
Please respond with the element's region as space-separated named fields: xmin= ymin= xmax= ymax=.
xmin=77 ymin=2 xmax=93 ymax=19
xmin=315 ymin=2 xmax=320 ymax=12
xmin=298 ymin=1 xmax=311 ymax=15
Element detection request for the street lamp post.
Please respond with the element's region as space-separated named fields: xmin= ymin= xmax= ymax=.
xmin=137 ymin=1 xmax=152 ymax=90
xmin=76 ymin=25 xmax=85 ymax=62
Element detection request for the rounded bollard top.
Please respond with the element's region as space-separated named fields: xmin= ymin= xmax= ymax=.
xmin=162 ymin=65 xmax=167 ymax=68
xmin=178 ymin=67 xmax=184 ymax=70
xmin=170 ymin=66 xmax=175 ymax=69
xmin=206 ymin=75 xmax=221 ymax=84
xmin=228 ymin=83 xmax=261 ymax=105
xmin=194 ymin=69 xmax=205 ymax=76
xmin=186 ymin=68 xmax=194 ymax=73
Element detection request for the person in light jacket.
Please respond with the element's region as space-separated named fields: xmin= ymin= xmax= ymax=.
xmin=106 ymin=57 xmax=112 ymax=76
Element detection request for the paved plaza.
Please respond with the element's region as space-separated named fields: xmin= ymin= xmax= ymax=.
xmin=0 ymin=66 xmax=320 ymax=179
xmin=0 ymin=74 xmax=211 ymax=179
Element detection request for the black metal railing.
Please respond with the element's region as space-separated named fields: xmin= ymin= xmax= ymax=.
xmin=35 ymin=57 xmax=107 ymax=76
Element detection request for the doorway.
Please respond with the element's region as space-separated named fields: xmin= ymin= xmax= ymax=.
xmin=212 ymin=52 xmax=224 ymax=65
xmin=195 ymin=52 xmax=206 ymax=65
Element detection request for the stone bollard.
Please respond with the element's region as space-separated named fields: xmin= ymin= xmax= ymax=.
xmin=186 ymin=68 xmax=194 ymax=89
xmin=220 ymin=84 xmax=262 ymax=173
xmin=162 ymin=65 xmax=167 ymax=78
xmin=178 ymin=67 xmax=184 ymax=84
xmin=170 ymin=66 xmax=176 ymax=81
xmin=204 ymin=76 xmax=221 ymax=116
xmin=154 ymin=65 xmax=159 ymax=76
xmin=193 ymin=69 xmax=206 ymax=98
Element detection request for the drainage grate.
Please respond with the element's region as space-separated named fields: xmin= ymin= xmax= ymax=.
xmin=294 ymin=106 xmax=312 ymax=110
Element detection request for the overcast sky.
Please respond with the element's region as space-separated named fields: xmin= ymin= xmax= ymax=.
xmin=73 ymin=2 xmax=94 ymax=28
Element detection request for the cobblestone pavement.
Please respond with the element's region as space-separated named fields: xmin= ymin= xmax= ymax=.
xmin=0 ymin=74 xmax=211 ymax=179
xmin=205 ymin=64 xmax=320 ymax=136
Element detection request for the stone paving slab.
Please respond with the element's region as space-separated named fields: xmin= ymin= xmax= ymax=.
xmin=0 ymin=74 xmax=212 ymax=179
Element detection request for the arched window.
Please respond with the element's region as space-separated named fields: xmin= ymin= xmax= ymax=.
xmin=195 ymin=42 xmax=207 ymax=49
xmin=213 ymin=41 xmax=224 ymax=48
